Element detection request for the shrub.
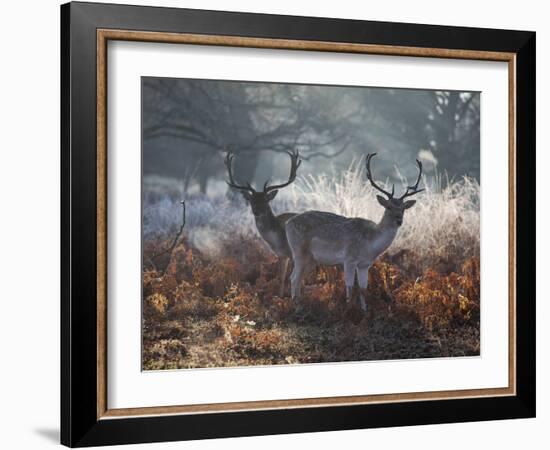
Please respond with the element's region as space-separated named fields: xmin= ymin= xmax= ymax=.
xmin=141 ymin=162 xmax=480 ymax=369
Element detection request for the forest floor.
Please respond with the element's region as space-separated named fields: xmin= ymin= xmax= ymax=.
xmin=142 ymin=235 xmax=480 ymax=370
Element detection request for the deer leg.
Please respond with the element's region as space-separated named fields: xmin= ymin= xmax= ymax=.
xmin=290 ymin=250 xmax=314 ymax=301
xmin=290 ymin=258 xmax=307 ymax=301
xmin=343 ymin=263 xmax=358 ymax=303
xmin=357 ymin=266 xmax=370 ymax=312
xmin=278 ymin=257 xmax=289 ymax=297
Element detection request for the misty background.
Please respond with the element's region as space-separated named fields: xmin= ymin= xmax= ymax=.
xmin=143 ymin=77 xmax=480 ymax=195
xmin=142 ymin=77 xmax=480 ymax=261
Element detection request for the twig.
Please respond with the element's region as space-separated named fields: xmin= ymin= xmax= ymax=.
xmin=299 ymin=140 xmax=350 ymax=161
xmin=150 ymin=200 xmax=186 ymax=276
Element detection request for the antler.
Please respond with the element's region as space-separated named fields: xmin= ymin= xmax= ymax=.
xmin=224 ymin=151 xmax=256 ymax=193
xmin=399 ymin=159 xmax=424 ymax=200
xmin=365 ymin=153 xmax=394 ymax=199
xmin=264 ymin=149 xmax=302 ymax=193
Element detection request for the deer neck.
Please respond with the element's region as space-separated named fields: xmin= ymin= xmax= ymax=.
xmin=253 ymin=204 xmax=291 ymax=257
xmin=253 ymin=205 xmax=278 ymax=232
xmin=371 ymin=210 xmax=400 ymax=255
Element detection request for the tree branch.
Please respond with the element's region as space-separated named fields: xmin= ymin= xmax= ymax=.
xmin=150 ymin=201 xmax=186 ymax=276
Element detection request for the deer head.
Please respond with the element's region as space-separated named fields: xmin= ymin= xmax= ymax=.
xmin=365 ymin=153 xmax=424 ymax=227
xmin=225 ymin=150 xmax=302 ymax=217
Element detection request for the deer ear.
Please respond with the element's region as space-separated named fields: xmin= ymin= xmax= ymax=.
xmin=266 ymin=190 xmax=278 ymax=201
xmin=403 ymin=200 xmax=416 ymax=209
xmin=241 ymin=191 xmax=253 ymax=201
xmin=376 ymin=195 xmax=389 ymax=208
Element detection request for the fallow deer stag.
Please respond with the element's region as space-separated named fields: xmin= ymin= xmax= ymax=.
xmin=285 ymin=153 xmax=423 ymax=311
xmin=225 ymin=150 xmax=302 ymax=297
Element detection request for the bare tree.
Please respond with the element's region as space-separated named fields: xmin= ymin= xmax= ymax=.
xmin=142 ymin=79 xmax=355 ymax=193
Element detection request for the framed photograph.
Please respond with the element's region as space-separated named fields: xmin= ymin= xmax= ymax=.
xmin=61 ymin=1 xmax=535 ymax=447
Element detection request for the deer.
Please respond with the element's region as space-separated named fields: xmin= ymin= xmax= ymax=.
xmin=225 ymin=150 xmax=302 ymax=297
xmin=285 ymin=153 xmax=423 ymax=311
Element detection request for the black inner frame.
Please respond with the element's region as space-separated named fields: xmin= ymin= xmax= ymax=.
xmin=61 ymin=2 xmax=536 ymax=447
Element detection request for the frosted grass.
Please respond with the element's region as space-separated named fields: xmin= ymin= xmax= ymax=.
xmin=143 ymin=158 xmax=479 ymax=262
